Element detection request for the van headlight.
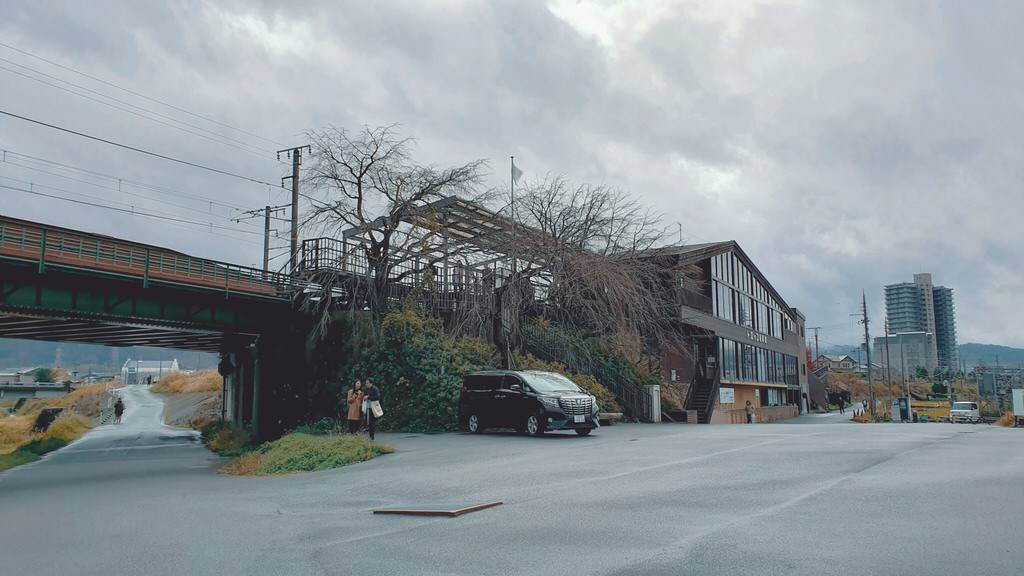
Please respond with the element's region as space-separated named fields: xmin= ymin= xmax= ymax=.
xmin=539 ymin=396 xmax=560 ymax=409
xmin=591 ymin=396 xmax=600 ymax=413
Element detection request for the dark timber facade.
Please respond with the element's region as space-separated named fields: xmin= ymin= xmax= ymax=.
xmin=654 ymin=242 xmax=808 ymax=424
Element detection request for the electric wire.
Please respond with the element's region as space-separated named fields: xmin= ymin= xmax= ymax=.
xmin=0 ymin=109 xmax=283 ymax=188
xmin=0 ymin=180 xmax=265 ymax=242
xmin=1 ymin=161 xmax=262 ymax=226
xmin=1 ymin=148 xmax=249 ymax=212
xmin=0 ymin=60 xmax=274 ymax=159
xmin=0 ymin=41 xmax=288 ymax=149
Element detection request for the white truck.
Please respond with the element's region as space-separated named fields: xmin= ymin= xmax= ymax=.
xmin=950 ymin=401 xmax=981 ymax=424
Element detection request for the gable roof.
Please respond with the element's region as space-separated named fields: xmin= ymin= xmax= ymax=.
xmin=641 ymin=240 xmax=800 ymax=322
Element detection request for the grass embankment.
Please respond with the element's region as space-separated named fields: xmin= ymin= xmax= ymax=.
xmin=220 ymin=433 xmax=394 ymax=476
xmin=0 ymin=382 xmax=116 ymax=472
xmin=152 ymin=370 xmax=224 ymax=430
xmin=200 ymin=418 xmax=394 ymax=476
xmin=151 ymin=370 xmax=222 ymax=393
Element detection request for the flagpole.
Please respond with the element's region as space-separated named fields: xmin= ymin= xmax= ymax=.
xmin=510 ymin=155 xmax=516 ymax=275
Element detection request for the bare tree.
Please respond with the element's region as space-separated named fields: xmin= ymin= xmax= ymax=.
xmin=500 ymin=175 xmax=688 ymax=361
xmin=300 ymin=125 xmax=488 ymax=329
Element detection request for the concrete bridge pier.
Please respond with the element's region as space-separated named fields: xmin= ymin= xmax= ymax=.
xmin=222 ymin=325 xmax=312 ymax=443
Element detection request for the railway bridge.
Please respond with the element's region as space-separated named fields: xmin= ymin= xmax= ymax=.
xmin=0 ymin=214 xmax=311 ymax=439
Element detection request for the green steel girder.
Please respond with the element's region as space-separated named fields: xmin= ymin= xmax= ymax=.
xmin=0 ymin=258 xmax=299 ymax=352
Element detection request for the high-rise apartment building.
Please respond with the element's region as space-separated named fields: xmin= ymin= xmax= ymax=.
xmin=883 ymin=273 xmax=957 ymax=371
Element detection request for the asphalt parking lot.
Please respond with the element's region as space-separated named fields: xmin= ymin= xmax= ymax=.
xmin=355 ymin=418 xmax=1022 ymax=575
xmin=3 ymin=407 xmax=1022 ymax=576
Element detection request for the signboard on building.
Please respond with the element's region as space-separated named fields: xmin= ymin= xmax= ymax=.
xmin=719 ymin=387 xmax=735 ymax=404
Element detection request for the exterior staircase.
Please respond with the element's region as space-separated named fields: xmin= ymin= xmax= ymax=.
xmin=683 ymin=374 xmax=719 ymax=423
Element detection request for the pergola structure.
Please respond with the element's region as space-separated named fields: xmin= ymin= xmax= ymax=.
xmin=297 ymin=195 xmax=564 ymax=308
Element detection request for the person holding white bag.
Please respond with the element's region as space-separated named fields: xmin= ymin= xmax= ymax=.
xmin=364 ymin=379 xmax=383 ymax=440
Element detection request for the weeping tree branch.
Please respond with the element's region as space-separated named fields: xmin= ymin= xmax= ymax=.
xmin=299 ymin=124 xmax=488 ymax=335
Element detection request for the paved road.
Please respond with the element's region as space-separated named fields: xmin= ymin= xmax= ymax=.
xmin=2 ymin=391 xmax=1021 ymax=575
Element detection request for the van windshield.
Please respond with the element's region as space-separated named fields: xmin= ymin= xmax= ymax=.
xmin=952 ymin=402 xmax=975 ymax=410
xmin=520 ymin=372 xmax=582 ymax=393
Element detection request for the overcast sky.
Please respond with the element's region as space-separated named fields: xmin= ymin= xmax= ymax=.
xmin=2 ymin=1 xmax=1022 ymax=351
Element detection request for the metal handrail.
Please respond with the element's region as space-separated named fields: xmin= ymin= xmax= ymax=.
xmin=0 ymin=217 xmax=301 ymax=299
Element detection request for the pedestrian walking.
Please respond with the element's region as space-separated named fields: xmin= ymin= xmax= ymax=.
xmin=113 ymin=398 xmax=125 ymax=424
xmin=347 ymin=380 xmax=364 ymax=434
xmin=364 ymin=379 xmax=382 ymax=440
xmin=838 ymin=399 xmax=845 ymax=414
xmin=745 ymin=400 xmax=755 ymax=424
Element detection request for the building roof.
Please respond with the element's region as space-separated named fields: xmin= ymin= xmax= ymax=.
xmin=0 ymin=367 xmax=41 ymax=376
xmin=122 ymin=360 xmax=178 ymax=370
xmin=819 ymin=354 xmax=854 ymax=363
xmin=640 ymin=240 xmax=801 ymax=322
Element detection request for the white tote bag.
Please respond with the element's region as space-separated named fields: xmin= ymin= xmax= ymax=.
xmin=370 ymin=400 xmax=384 ymax=418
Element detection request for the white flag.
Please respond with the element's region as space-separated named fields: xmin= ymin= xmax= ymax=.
xmin=512 ymin=161 xmax=523 ymax=184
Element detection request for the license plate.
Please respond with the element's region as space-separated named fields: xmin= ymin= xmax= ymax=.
xmin=574 ymin=415 xmax=585 ymax=423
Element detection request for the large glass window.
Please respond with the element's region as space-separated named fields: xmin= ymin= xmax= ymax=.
xmin=718 ymin=337 xmax=797 ymax=388
xmin=710 ymin=251 xmax=793 ymax=340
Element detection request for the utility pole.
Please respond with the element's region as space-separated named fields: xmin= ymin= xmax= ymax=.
xmin=808 ymin=327 xmax=821 ymax=363
xmin=278 ymin=145 xmax=311 ymax=274
xmin=859 ymin=291 xmax=874 ymax=415
xmin=884 ymin=319 xmax=892 ymax=407
xmin=236 ymin=204 xmax=288 ymax=274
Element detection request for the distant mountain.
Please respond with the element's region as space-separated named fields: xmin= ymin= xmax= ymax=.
xmin=958 ymin=343 xmax=1024 ymax=368
xmin=0 ymin=339 xmax=217 ymax=373
xmin=817 ymin=342 xmax=1024 ymax=368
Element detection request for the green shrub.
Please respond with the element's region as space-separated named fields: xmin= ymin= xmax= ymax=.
xmin=295 ymin=417 xmax=345 ymax=435
xmin=22 ymin=436 xmax=68 ymax=455
xmin=342 ymin=301 xmax=500 ymax=433
xmin=200 ymin=420 xmax=252 ymax=456
xmin=0 ymin=450 xmax=39 ymax=472
xmin=219 ymin=433 xmax=394 ymax=476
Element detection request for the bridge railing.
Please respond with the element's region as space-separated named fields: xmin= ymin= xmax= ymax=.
xmin=0 ymin=216 xmax=300 ymax=299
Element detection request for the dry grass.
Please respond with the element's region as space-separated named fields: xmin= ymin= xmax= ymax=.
xmin=0 ymin=415 xmax=34 ymax=455
xmin=0 ymin=411 xmax=94 ymax=472
xmin=45 ymin=412 xmax=94 ymax=443
xmin=151 ymin=370 xmax=222 ymax=394
xmin=14 ymin=382 xmax=123 ymax=418
xmin=997 ymin=412 xmax=1016 ymax=427
xmin=0 ymin=385 xmax=108 ymax=457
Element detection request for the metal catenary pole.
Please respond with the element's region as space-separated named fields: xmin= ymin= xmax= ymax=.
xmin=277 ymin=145 xmax=310 ymax=274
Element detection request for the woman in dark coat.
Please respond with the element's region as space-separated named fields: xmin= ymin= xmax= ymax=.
xmin=364 ymin=379 xmax=381 ymax=440
xmin=114 ymin=398 xmax=125 ymax=424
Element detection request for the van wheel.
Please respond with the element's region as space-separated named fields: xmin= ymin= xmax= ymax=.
xmin=467 ymin=414 xmax=483 ymax=434
xmin=524 ymin=414 xmax=544 ymax=436
xmin=575 ymin=428 xmax=592 ymax=436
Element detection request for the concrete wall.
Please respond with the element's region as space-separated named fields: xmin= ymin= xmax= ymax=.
xmin=710 ymin=404 xmax=799 ymax=424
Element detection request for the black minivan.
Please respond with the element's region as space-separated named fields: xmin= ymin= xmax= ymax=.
xmin=458 ymin=370 xmax=600 ymax=436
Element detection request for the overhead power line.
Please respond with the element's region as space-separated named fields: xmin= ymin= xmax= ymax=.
xmin=0 ymin=41 xmax=288 ymax=149
xmin=0 ymin=60 xmax=274 ymax=159
xmin=1 ymin=148 xmax=249 ymax=212
xmin=0 ymin=181 xmax=265 ymax=242
xmin=0 ymin=109 xmax=283 ymax=188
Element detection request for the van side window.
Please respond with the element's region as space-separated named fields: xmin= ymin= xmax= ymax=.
xmin=465 ymin=375 xmax=498 ymax=391
xmin=502 ymin=375 xmax=525 ymax=390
